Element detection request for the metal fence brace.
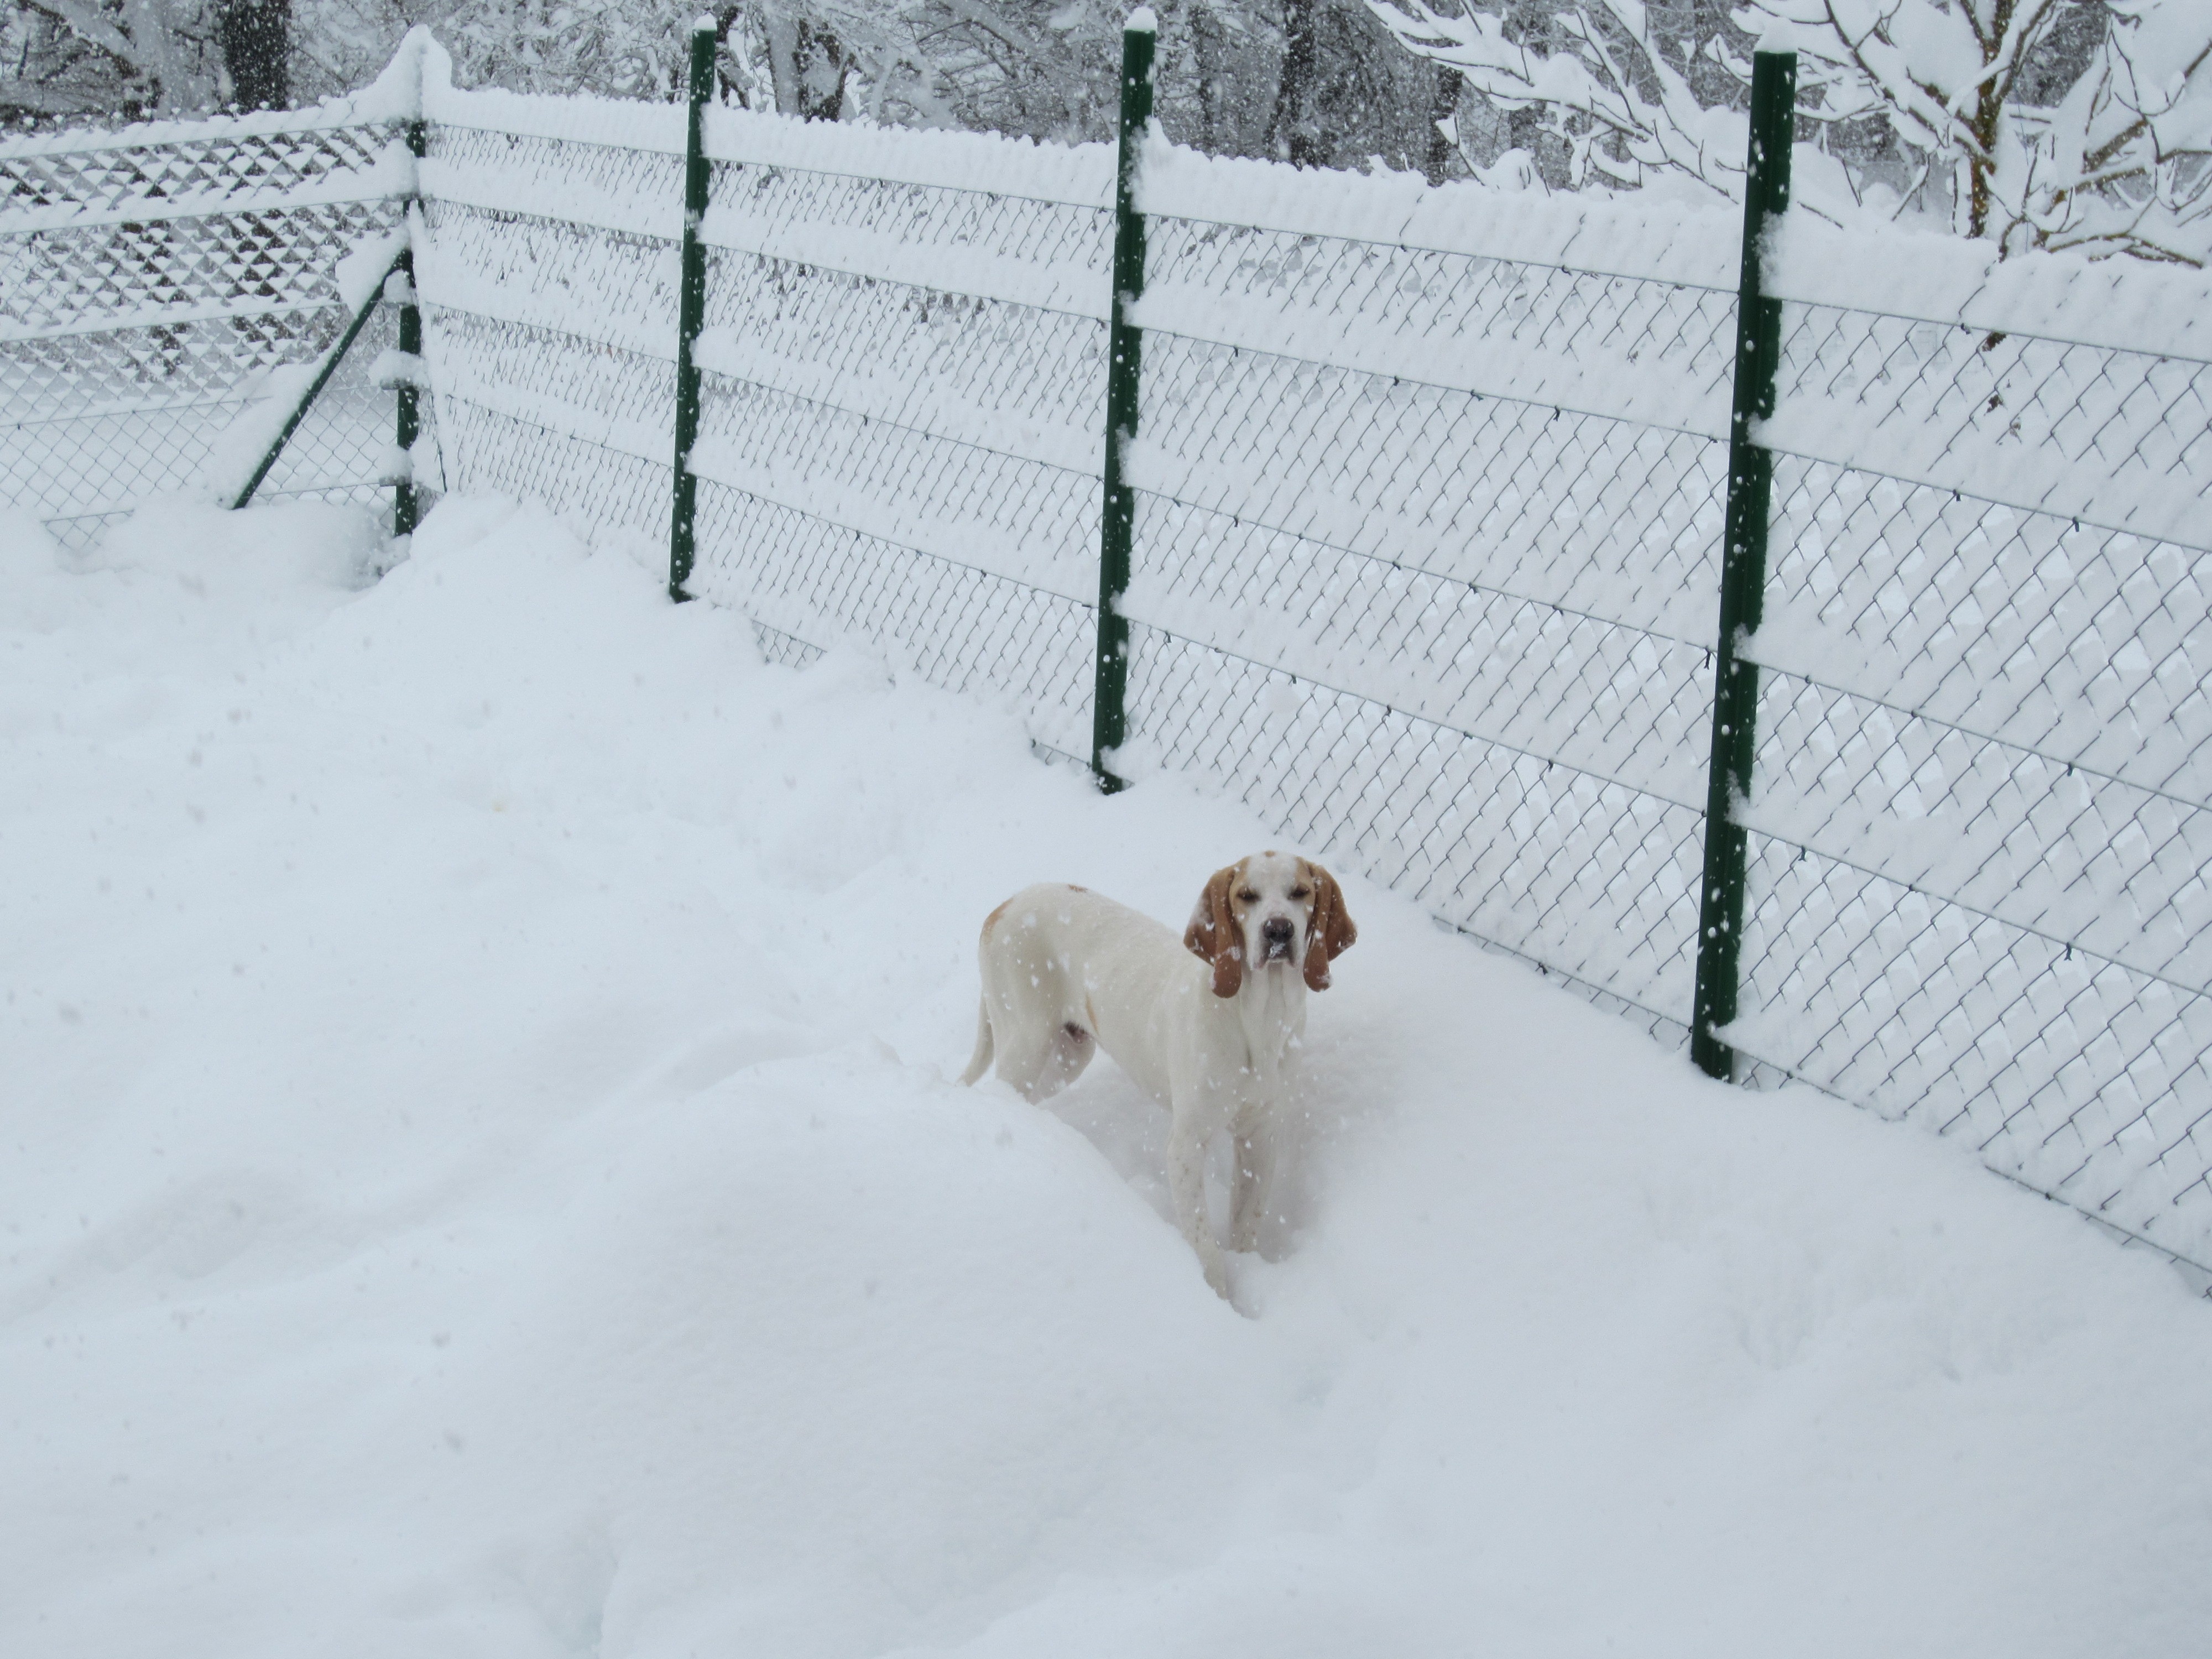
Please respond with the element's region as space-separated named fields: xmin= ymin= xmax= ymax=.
xmin=1089 ymin=10 xmax=1156 ymax=794
xmin=230 ymin=244 xmax=411 ymax=512
xmin=1691 ymin=49 xmax=1795 ymax=1082
xmin=668 ymin=16 xmax=717 ymax=605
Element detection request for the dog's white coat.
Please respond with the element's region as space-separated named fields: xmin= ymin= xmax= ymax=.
xmin=961 ymin=853 xmax=1354 ymax=1296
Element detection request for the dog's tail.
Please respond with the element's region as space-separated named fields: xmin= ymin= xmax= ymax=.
xmin=959 ymin=997 xmax=995 ymax=1086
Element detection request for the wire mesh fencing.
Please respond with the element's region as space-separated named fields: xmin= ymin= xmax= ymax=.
xmin=1728 ymin=254 xmax=2212 ymax=1272
xmin=1117 ymin=191 xmax=1741 ymax=1046
xmin=414 ymin=71 xmax=1117 ymax=759
xmin=687 ymin=161 xmax=1116 ymax=761
xmin=2 ymin=98 xmax=428 ymax=548
xmin=413 ymin=117 xmax=682 ymax=551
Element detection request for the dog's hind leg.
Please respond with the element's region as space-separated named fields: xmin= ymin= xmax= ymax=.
xmin=1041 ymin=1019 xmax=1095 ymax=1094
xmin=972 ymin=1001 xmax=1090 ymax=1104
xmin=959 ymin=998 xmax=995 ymax=1086
xmin=985 ymin=1024 xmax=1051 ymax=1099
xmin=1000 ymin=1020 xmax=1095 ymax=1103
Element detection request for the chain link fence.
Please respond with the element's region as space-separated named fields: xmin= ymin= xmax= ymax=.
xmin=412 ymin=79 xmax=1115 ymax=755
xmin=3 ymin=99 xmax=426 ymax=549
xmin=1117 ymin=200 xmax=1740 ymax=1049
xmin=414 ymin=119 xmax=680 ymax=556
xmin=1730 ymin=267 xmax=2212 ymax=1271
xmin=409 ymin=74 xmax=2212 ymax=1281
xmin=689 ymin=163 xmax=1114 ymax=759
xmin=10 ymin=38 xmax=2210 ymax=1288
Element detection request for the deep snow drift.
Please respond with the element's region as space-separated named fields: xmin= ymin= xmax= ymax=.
xmin=5 ymin=496 xmax=2210 ymax=1659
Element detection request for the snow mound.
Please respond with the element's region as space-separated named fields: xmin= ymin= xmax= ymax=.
xmin=3 ymin=497 xmax=2210 ymax=1657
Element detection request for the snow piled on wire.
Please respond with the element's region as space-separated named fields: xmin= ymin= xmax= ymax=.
xmin=421 ymin=32 xmax=1113 ymax=210
xmin=1768 ymin=213 xmax=2212 ymax=367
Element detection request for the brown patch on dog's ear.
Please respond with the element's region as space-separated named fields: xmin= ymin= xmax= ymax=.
xmin=1183 ymin=863 xmax=1245 ymax=998
xmin=1300 ymin=859 xmax=1357 ymax=991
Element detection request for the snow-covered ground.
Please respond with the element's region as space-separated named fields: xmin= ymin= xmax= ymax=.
xmin=5 ymin=495 xmax=2210 ymax=1659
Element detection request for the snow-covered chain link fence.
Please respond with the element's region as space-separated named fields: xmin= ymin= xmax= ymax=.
xmin=410 ymin=76 xmax=1114 ymax=753
xmin=1118 ymin=182 xmax=1741 ymax=1052
xmin=2 ymin=67 xmax=432 ymax=547
xmin=9 ymin=35 xmax=2212 ymax=1288
xmin=406 ymin=74 xmax=2212 ymax=1281
xmin=1734 ymin=236 xmax=2212 ymax=1273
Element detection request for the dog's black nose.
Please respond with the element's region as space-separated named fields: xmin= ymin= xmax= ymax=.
xmin=1262 ymin=916 xmax=1294 ymax=944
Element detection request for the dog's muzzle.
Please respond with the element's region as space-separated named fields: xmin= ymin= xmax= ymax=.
xmin=1260 ymin=916 xmax=1296 ymax=961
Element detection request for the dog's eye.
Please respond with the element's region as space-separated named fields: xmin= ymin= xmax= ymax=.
xmin=1237 ymin=889 xmax=1259 ymax=904
xmin=1290 ymin=886 xmax=1311 ymax=899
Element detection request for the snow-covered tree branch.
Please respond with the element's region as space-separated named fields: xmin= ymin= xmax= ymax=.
xmin=1766 ymin=0 xmax=2212 ymax=261
xmin=2 ymin=0 xmax=221 ymax=119
xmin=1354 ymin=0 xmax=1765 ymax=193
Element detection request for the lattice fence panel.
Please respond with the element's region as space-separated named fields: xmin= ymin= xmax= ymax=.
xmin=4 ymin=117 xmax=415 ymax=547
xmin=413 ymin=132 xmax=1117 ymax=757
xmin=2 ymin=124 xmax=398 ymax=217
xmin=692 ymin=478 xmax=1097 ymax=755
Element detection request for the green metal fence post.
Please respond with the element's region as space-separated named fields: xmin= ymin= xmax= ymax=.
xmin=393 ymin=116 xmax=427 ymax=539
xmin=1089 ymin=9 xmax=1156 ymax=793
xmin=668 ymin=15 xmax=716 ymax=604
xmin=1691 ymin=49 xmax=1796 ymax=1081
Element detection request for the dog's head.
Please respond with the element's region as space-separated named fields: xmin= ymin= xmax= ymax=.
xmin=1183 ymin=852 xmax=1357 ymax=999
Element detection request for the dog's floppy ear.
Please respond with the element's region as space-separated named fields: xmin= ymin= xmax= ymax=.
xmin=1183 ymin=863 xmax=1245 ymax=999
xmin=1301 ymin=859 xmax=1357 ymax=992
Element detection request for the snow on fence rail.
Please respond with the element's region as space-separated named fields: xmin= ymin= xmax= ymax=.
xmin=1 ymin=53 xmax=430 ymax=547
xmin=9 ymin=30 xmax=2212 ymax=1290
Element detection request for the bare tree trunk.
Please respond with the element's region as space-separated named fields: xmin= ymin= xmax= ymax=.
xmin=760 ymin=5 xmax=847 ymax=121
xmin=1192 ymin=2 xmax=1224 ymax=152
xmin=791 ymin=18 xmax=847 ymax=121
xmin=1269 ymin=0 xmax=1323 ymax=165
xmin=218 ymin=0 xmax=289 ymax=110
xmin=1424 ymin=64 xmax=1461 ymax=185
xmin=1964 ymin=0 xmax=2013 ymax=242
xmin=1967 ymin=70 xmax=2002 ymax=240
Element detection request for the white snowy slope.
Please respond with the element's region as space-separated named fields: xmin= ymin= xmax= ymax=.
xmin=3 ymin=496 xmax=2209 ymax=1659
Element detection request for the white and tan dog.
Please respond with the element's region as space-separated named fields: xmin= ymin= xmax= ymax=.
xmin=961 ymin=852 xmax=1356 ymax=1296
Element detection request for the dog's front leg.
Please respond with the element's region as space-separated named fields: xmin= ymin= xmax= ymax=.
xmin=1165 ymin=1114 xmax=1231 ymax=1298
xmin=1229 ymin=1120 xmax=1277 ymax=1255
